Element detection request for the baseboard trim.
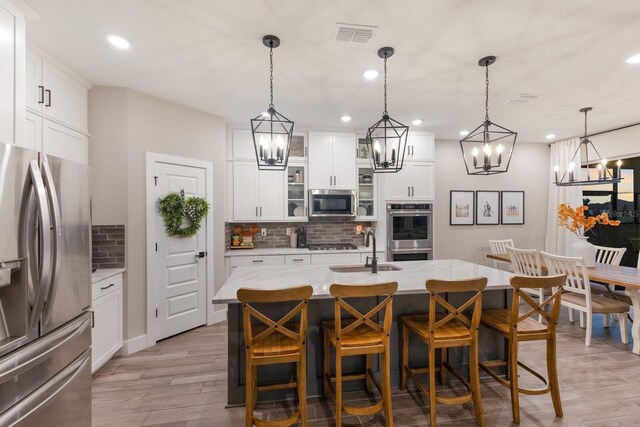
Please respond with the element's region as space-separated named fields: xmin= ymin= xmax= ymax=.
xmin=209 ymin=308 xmax=227 ymax=325
xmin=121 ymin=334 xmax=150 ymax=355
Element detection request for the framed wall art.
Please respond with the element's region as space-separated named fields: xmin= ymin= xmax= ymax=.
xmin=501 ymin=191 xmax=525 ymax=224
xmin=450 ymin=190 xmax=475 ymax=225
xmin=476 ymin=191 xmax=500 ymax=225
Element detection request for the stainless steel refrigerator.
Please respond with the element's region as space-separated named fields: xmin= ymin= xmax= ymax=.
xmin=0 ymin=141 xmax=91 ymax=426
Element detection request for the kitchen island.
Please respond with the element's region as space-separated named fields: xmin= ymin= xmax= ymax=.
xmin=212 ymin=259 xmax=514 ymax=406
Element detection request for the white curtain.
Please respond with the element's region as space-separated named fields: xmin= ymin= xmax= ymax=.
xmin=545 ymin=138 xmax=583 ymax=255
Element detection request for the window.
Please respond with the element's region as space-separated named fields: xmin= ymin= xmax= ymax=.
xmin=583 ymin=159 xmax=639 ymax=267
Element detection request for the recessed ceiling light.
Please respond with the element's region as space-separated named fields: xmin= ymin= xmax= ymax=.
xmin=545 ymin=134 xmax=556 ymax=139
xmin=412 ymin=119 xmax=423 ymax=126
xmin=363 ymin=69 xmax=379 ymax=80
xmin=459 ymin=130 xmax=470 ymax=136
xmin=626 ymin=54 xmax=640 ymax=64
xmin=341 ymin=115 xmax=351 ymax=122
xmin=107 ymin=34 xmax=130 ymax=49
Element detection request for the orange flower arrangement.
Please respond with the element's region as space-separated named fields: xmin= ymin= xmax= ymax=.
xmin=558 ymin=204 xmax=621 ymax=237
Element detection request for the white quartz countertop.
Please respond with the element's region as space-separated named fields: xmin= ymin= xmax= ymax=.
xmin=92 ymin=268 xmax=126 ymax=283
xmin=212 ymin=259 xmax=513 ymax=304
xmin=225 ymin=246 xmax=376 ymax=257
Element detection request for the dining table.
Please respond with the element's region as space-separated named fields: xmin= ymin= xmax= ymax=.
xmin=487 ymin=253 xmax=640 ymax=355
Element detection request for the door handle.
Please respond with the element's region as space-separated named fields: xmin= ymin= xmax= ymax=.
xmin=19 ymin=160 xmax=52 ymax=330
xmin=91 ymin=311 xmax=95 ymax=328
xmin=41 ymin=159 xmax=62 ymax=326
xmin=45 ymin=89 xmax=51 ymax=107
xmin=38 ymin=86 xmax=45 ymax=104
xmin=195 ymin=251 xmax=207 ymax=259
xmin=100 ymin=283 xmax=115 ymax=291
xmin=259 ymin=206 xmax=262 ymax=217
xmin=407 ymin=187 xmax=410 ymax=197
xmin=256 ymin=206 xmax=258 ymax=217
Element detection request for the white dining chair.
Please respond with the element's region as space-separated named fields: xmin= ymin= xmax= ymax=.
xmin=488 ymin=239 xmax=514 ymax=270
xmin=506 ymin=247 xmax=546 ymax=323
xmin=594 ymin=245 xmax=627 ymax=265
xmin=541 ymin=251 xmax=630 ymax=347
xmin=593 ymin=245 xmax=627 ymax=326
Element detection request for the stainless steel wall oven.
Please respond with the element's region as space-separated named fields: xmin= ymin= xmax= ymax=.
xmin=387 ymin=203 xmax=433 ymax=261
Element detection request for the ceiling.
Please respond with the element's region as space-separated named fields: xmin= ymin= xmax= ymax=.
xmin=21 ymin=0 xmax=640 ymax=142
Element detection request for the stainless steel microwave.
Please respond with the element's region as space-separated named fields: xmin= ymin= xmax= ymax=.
xmin=309 ymin=189 xmax=356 ymax=217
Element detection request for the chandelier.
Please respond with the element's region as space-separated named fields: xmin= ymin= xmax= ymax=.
xmin=554 ymin=107 xmax=622 ymax=186
xmin=366 ymin=47 xmax=409 ymax=173
xmin=459 ymin=56 xmax=517 ymax=175
xmin=250 ymin=35 xmax=294 ymax=171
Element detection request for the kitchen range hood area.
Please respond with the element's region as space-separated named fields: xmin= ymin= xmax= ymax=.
xmin=2 ymin=1 xmax=640 ymax=426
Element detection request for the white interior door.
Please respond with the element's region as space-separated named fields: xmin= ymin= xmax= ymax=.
xmin=154 ymin=161 xmax=207 ymax=340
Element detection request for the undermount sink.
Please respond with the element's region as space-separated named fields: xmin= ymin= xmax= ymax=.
xmin=329 ymin=264 xmax=402 ymax=273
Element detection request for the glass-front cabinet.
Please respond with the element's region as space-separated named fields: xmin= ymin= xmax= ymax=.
xmin=357 ymin=164 xmax=377 ymax=220
xmin=285 ymin=164 xmax=308 ymax=221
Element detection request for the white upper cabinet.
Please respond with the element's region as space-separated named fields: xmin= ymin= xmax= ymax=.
xmin=231 ymin=129 xmax=256 ymax=161
xmin=232 ymin=161 xmax=284 ymax=221
xmin=385 ymin=162 xmax=434 ymax=201
xmin=308 ymin=131 xmax=356 ymax=189
xmin=25 ymin=46 xmax=89 ymax=133
xmin=404 ymin=131 xmax=434 ymax=161
xmin=0 ymin=0 xmax=25 ymax=146
xmin=42 ymin=120 xmax=88 ymax=165
xmin=232 ymin=129 xmax=307 ymax=161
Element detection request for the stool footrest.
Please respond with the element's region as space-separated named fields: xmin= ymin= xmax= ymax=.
xmin=479 ymin=359 xmax=551 ymax=395
xmin=253 ymin=411 xmax=300 ymax=427
xmin=405 ymin=365 xmax=473 ymax=405
xmin=257 ymin=381 xmax=297 ymax=392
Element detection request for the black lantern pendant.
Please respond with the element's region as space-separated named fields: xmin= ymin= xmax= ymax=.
xmin=251 ymin=35 xmax=294 ymax=171
xmin=366 ymin=47 xmax=409 ymax=174
xmin=554 ymin=107 xmax=622 ymax=186
xmin=459 ymin=56 xmax=517 ymax=175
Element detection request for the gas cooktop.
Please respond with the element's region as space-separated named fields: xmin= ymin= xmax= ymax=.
xmin=307 ymin=243 xmax=358 ymax=251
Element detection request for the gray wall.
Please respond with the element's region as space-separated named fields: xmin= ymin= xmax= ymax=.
xmin=433 ymin=140 xmax=550 ymax=264
xmin=89 ymin=87 xmax=226 ymax=342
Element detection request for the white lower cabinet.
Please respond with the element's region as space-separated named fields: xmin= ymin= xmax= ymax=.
xmin=91 ymin=273 xmax=123 ymax=373
xmin=227 ymin=255 xmax=285 ymax=277
xmin=285 ymin=254 xmax=311 ymax=265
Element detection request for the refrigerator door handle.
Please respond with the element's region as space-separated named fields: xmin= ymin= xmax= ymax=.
xmin=19 ymin=160 xmax=53 ymax=330
xmin=40 ymin=159 xmax=62 ymax=325
xmin=0 ymin=350 xmax=90 ymax=427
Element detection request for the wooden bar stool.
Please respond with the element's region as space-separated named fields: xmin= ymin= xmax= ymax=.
xmin=237 ymin=285 xmax=313 ymax=427
xmin=400 ymin=277 xmax=487 ymax=426
xmin=479 ymin=274 xmax=566 ymax=424
xmin=322 ymin=282 xmax=397 ymax=427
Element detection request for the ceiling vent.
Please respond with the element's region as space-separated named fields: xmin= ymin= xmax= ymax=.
xmin=333 ymin=22 xmax=376 ymax=43
xmin=507 ymin=93 xmax=542 ymax=104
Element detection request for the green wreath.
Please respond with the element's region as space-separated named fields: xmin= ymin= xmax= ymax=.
xmin=158 ymin=192 xmax=209 ymax=238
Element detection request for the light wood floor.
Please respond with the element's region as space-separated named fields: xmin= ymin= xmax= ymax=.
xmin=92 ymin=311 xmax=640 ymax=426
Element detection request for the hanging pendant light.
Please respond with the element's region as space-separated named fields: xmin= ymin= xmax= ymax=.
xmin=366 ymin=47 xmax=409 ymax=174
xmin=554 ymin=107 xmax=622 ymax=186
xmin=251 ymin=35 xmax=294 ymax=171
xmin=459 ymin=56 xmax=517 ymax=175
